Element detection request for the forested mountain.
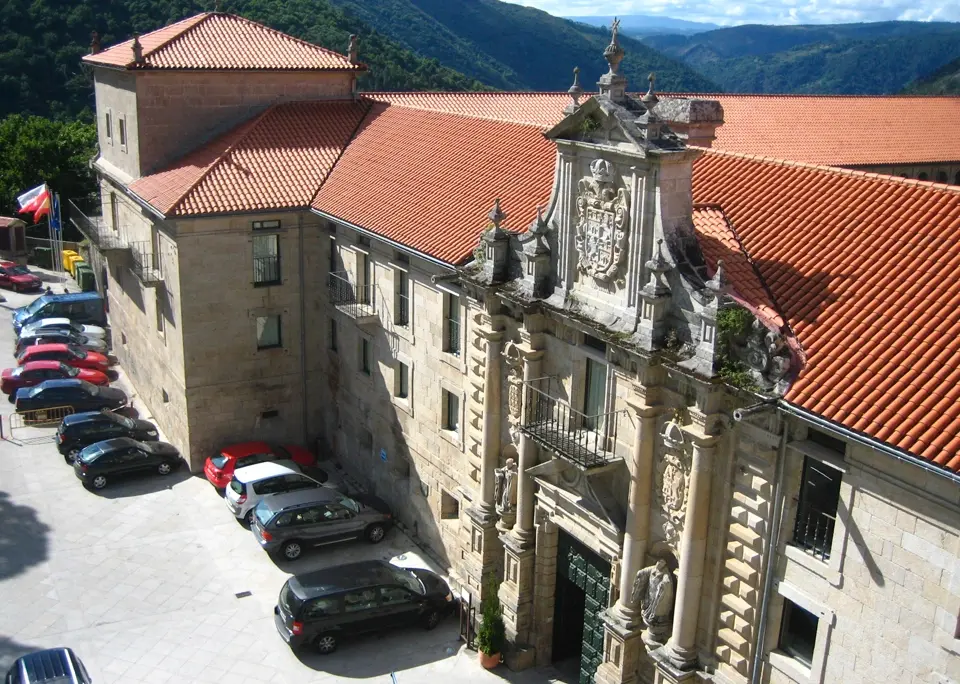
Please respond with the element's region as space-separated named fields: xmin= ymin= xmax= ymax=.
xmin=0 ymin=0 xmax=489 ymax=121
xmin=902 ymin=56 xmax=960 ymax=94
xmin=324 ymin=0 xmax=719 ymax=92
xmin=564 ymin=14 xmax=719 ymax=38
xmin=643 ymin=21 xmax=960 ymax=94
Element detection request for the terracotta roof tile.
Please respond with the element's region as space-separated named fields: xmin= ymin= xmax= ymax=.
xmin=84 ymin=13 xmax=361 ymax=71
xmin=693 ymin=148 xmax=960 ymax=473
xmin=130 ymin=100 xmax=369 ymax=216
xmin=313 ymin=103 xmax=555 ymax=264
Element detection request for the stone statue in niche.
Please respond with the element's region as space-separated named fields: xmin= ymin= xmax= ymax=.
xmin=494 ymin=457 xmax=518 ymax=513
xmin=631 ymin=558 xmax=676 ymax=647
xmin=575 ymin=158 xmax=630 ymax=283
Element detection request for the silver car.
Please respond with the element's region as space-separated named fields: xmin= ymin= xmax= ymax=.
xmin=225 ymin=460 xmax=338 ymax=524
xmin=251 ymin=488 xmax=393 ymax=561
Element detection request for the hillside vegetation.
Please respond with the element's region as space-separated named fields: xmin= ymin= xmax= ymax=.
xmin=902 ymin=55 xmax=960 ymax=94
xmin=325 ymin=0 xmax=719 ymax=92
xmin=0 ymin=0 xmax=488 ymax=121
xmin=643 ymin=21 xmax=960 ymax=94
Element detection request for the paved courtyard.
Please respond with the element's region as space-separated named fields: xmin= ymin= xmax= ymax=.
xmin=0 ymin=278 xmax=566 ymax=683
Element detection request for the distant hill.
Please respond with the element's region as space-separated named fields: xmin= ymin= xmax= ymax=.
xmin=564 ymin=14 xmax=719 ymax=37
xmin=902 ymin=56 xmax=960 ymax=94
xmin=643 ymin=21 xmax=960 ymax=94
xmin=0 ymin=0 xmax=489 ymax=120
xmin=325 ymin=0 xmax=720 ymax=92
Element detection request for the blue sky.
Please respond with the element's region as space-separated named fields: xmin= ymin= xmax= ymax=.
xmin=512 ymin=0 xmax=960 ymax=26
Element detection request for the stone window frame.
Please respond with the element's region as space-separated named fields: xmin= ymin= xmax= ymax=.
xmin=782 ymin=438 xmax=851 ymax=587
xmin=154 ymin=288 xmax=165 ymax=339
xmin=768 ymin=581 xmax=836 ymax=684
xmin=351 ymin=243 xmax=375 ymax=309
xmin=255 ymin=314 xmax=282 ymax=351
xmin=117 ymin=114 xmax=127 ymax=153
xmin=437 ymin=284 xmax=467 ymax=373
xmin=104 ymin=108 xmax=113 ymax=145
xmin=358 ymin=334 xmax=373 ymax=377
xmin=438 ymin=378 xmax=465 ymax=451
xmin=391 ymin=351 xmax=414 ymax=417
xmin=389 ymin=261 xmax=414 ymax=342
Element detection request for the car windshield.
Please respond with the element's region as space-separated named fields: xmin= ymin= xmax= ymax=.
xmin=393 ymin=568 xmax=426 ymax=595
xmin=228 ymin=479 xmax=244 ymax=495
xmin=8 ymin=265 xmax=30 ymax=276
xmin=24 ymin=385 xmax=43 ymax=397
xmin=339 ymin=495 xmax=360 ymax=514
xmin=77 ymin=444 xmax=103 ymax=464
xmin=8 ymin=367 xmax=22 ymax=377
xmin=210 ymin=453 xmax=230 ymax=469
xmin=279 ymin=582 xmax=304 ymax=617
xmin=67 ymin=345 xmax=86 ymax=359
xmin=254 ymin=503 xmax=273 ymax=526
xmin=59 ymin=363 xmax=80 ymax=378
xmin=23 ymin=296 xmax=49 ymax=315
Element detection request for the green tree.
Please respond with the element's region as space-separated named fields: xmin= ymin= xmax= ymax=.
xmin=0 ymin=114 xmax=97 ymax=215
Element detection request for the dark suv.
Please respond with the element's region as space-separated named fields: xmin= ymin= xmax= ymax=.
xmin=252 ymin=488 xmax=393 ymax=560
xmin=5 ymin=647 xmax=92 ymax=683
xmin=57 ymin=410 xmax=159 ymax=462
xmin=274 ymin=560 xmax=454 ymax=654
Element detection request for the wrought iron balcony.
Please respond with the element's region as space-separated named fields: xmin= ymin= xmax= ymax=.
xmin=129 ymin=241 xmax=162 ymax=286
xmin=519 ymin=376 xmax=625 ymax=469
xmin=328 ymin=271 xmax=378 ymax=323
xmin=791 ymin=506 xmax=836 ymax=561
xmin=67 ymin=199 xmax=129 ymax=253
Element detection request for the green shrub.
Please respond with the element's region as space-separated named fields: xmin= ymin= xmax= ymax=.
xmin=475 ymin=577 xmax=505 ymax=656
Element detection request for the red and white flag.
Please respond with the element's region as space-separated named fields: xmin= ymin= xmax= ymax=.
xmin=17 ymin=183 xmax=52 ymax=222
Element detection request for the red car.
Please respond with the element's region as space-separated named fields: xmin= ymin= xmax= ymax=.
xmin=0 ymin=261 xmax=43 ymax=292
xmin=204 ymin=441 xmax=317 ymax=489
xmin=1 ymin=360 xmax=109 ymax=396
xmin=17 ymin=343 xmax=109 ymax=372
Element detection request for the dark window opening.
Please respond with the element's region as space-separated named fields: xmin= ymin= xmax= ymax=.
xmin=808 ymin=429 xmax=845 ymax=454
xmin=778 ymin=598 xmax=819 ymax=666
xmin=583 ymin=333 xmax=607 ymax=353
xmin=329 ymin=318 xmax=338 ymax=351
xmin=918 ymin=172 xmax=929 ymax=181
xmin=261 ymin=409 xmax=279 ymax=420
xmin=444 ymin=390 xmax=460 ymax=433
xmin=252 ymin=220 xmax=281 ymax=230
xmin=360 ymin=338 xmax=371 ymax=375
xmin=441 ymin=489 xmax=459 ymax=519
xmin=937 ymin=171 xmax=948 ymax=183
xmin=396 ymin=269 xmax=409 ymax=326
xmin=253 ymin=234 xmax=280 ymax=286
xmin=396 ymin=362 xmax=409 ymax=399
xmin=955 ymin=171 xmax=960 ymax=186
xmin=792 ymin=456 xmax=842 ymax=561
xmin=444 ymin=293 xmax=461 ymax=356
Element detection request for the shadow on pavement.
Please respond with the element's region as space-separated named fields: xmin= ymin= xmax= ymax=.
xmin=0 ymin=491 xmax=50 ymax=582
xmin=88 ymin=468 xmax=192 ymax=499
xmin=0 ymin=634 xmax=44 ymax=675
xmin=296 ymin=620 xmax=462 ymax=677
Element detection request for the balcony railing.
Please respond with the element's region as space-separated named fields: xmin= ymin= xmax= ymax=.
xmin=791 ymin=506 xmax=836 ymax=561
xmin=328 ymin=271 xmax=377 ymax=322
xmin=67 ymin=199 xmax=129 ymax=252
xmin=397 ymin=291 xmax=410 ymax=326
xmin=129 ymin=241 xmax=162 ymax=286
xmin=519 ymin=376 xmax=625 ymax=469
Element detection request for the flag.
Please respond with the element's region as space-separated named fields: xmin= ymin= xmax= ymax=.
xmin=17 ymin=183 xmax=52 ymax=223
xmin=51 ymin=194 xmax=61 ymax=234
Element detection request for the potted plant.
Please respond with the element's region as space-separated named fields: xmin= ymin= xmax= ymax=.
xmin=476 ymin=579 xmax=506 ymax=668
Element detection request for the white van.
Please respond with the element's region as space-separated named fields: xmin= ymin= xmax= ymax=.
xmin=224 ymin=460 xmax=332 ymax=524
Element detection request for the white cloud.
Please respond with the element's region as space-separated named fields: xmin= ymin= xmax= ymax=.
xmin=516 ymin=0 xmax=960 ymax=25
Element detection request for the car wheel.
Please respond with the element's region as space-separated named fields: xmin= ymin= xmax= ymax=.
xmin=6 ymin=393 xmax=14 ymax=404
xmin=282 ymin=541 xmax=303 ymax=560
xmin=245 ymin=509 xmax=256 ymax=526
xmin=92 ymin=475 xmax=108 ymax=489
xmin=316 ymin=634 xmax=338 ymax=655
xmin=424 ymin=609 xmax=442 ymax=630
xmin=365 ymin=524 xmax=386 ymax=544
xmin=66 ymin=448 xmax=80 ymax=464
xmin=157 ymin=462 xmax=173 ymax=475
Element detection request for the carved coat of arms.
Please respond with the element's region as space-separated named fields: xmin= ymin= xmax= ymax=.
xmin=656 ymin=450 xmax=690 ymax=547
xmin=575 ymin=159 xmax=630 ymax=282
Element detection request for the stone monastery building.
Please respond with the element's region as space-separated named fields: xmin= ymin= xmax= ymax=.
xmin=73 ymin=11 xmax=960 ymax=684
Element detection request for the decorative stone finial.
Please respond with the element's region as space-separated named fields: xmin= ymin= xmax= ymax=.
xmin=598 ymin=18 xmax=628 ymax=103
xmin=643 ymin=239 xmax=672 ymax=297
xmin=603 ymin=18 xmax=625 ymax=76
xmin=706 ymin=259 xmax=731 ymax=296
xmin=568 ymin=67 xmax=583 ymax=106
xmin=90 ymin=30 xmax=102 ymax=55
xmin=131 ymin=34 xmax=144 ymax=65
xmin=532 ymin=205 xmax=548 ymax=234
xmin=488 ymin=198 xmax=507 ymax=233
xmin=348 ymin=34 xmax=359 ymax=65
xmin=642 ymin=72 xmax=659 ymax=108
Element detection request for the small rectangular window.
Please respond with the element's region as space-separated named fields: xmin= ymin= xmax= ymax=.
xmin=808 ymin=429 xmax=846 ymax=454
xmin=329 ymin=318 xmax=338 ymax=351
xmin=260 ymin=409 xmax=279 ymax=420
xmin=778 ymin=599 xmax=819 ymax=666
xmin=441 ymin=489 xmax=459 ymax=519
xmin=253 ymin=234 xmax=280 ymax=286
xmin=395 ymin=362 xmax=409 ymax=399
xmin=257 ymin=315 xmax=281 ymax=350
xmin=443 ymin=389 xmax=460 ymax=433
xmin=155 ymin=290 xmax=164 ymax=334
xmin=358 ymin=252 xmax=373 ymax=306
xmin=444 ymin=293 xmax=461 ymax=356
xmin=104 ymin=112 xmax=112 ymax=141
xmin=791 ymin=456 xmax=842 ymax=561
xmin=118 ymin=118 xmax=127 ymax=146
xmin=395 ymin=269 xmax=410 ymax=326
xmin=583 ymin=333 xmax=607 ymax=353
xmin=252 ymin=220 xmax=281 ymax=230
xmin=360 ymin=337 xmax=371 ymax=375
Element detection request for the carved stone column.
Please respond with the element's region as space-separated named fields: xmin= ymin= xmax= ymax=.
xmin=594 ymin=399 xmax=659 ymax=684
xmin=661 ymin=429 xmax=717 ymax=672
xmin=476 ymin=328 xmax=503 ymax=518
xmin=512 ymin=344 xmax=543 ymax=546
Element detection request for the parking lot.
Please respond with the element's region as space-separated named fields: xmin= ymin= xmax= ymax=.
xmin=0 ymin=277 xmax=562 ymax=683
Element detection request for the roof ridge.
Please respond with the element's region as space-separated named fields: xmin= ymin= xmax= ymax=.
xmin=140 ymin=12 xmax=213 ymax=61
xmin=363 ymin=95 xmax=557 ymax=130
xmin=216 ymin=12 xmax=362 ymax=67
xmin=693 ymin=145 xmax=960 ymax=194
xmin=166 ymin=106 xmax=276 ymax=216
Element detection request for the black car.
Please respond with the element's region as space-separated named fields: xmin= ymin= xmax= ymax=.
xmin=15 ymin=379 xmax=126 ymax=415
xmin=57 ymin=410 xmax=159 ymax=462
xmin=274 ymin=560 xmax=454 ymax=654
xmin=73 ymin=437 xmax=182 ymax=490
xmin=5 ymin=647 xmax=92 ymax=683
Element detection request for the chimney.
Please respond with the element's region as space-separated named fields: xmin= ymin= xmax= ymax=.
xmin=597 ymin=17 xmax=627 ymax=103
xmin=90 ymin=31 xmax=102 ymax=55
xmin=654 ymin=97 xmax=725 ymax=148
xmin=348 ymin=34 xmax=359 ymax=65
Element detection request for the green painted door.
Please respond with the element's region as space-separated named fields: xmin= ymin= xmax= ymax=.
xmin=556 ymin=533 xmax=611 ymax=684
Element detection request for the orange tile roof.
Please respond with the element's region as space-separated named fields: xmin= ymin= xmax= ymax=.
xmin=693 ymin=149 xmax=960 ymax=473
xmin=313 ymin=103 xmax=555 ymax=264
xmin=368 ymin=92 xmax=572 ymax=129
xmin=130 ymin=100 xmax=369 ymax=216
xmin=83 ymin=13 xmax=361 ymax=71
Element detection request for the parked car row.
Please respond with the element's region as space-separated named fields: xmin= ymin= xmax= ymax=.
xmin=0 ymin=260 xmax=43 ymax=292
